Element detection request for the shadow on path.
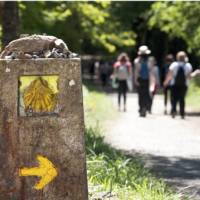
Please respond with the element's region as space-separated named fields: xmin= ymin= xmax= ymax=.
xmin=187 ymin=112 xmax=200 ymax=117
xmin=129 ymin=150 xmax=200 ymax=198
xmin=106 ymin=93 xmax=200 ymax=198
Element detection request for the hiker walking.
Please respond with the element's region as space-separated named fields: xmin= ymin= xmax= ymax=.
xmin=164 ymin=51 xmax=192 ymax=119
xmin=113 ymin=53 xmax=132 ymax=112
xmin=89 ymin=59 xmax=95 ymax=81
xmin=134 ymin=45 xmax=153 ymax=117
xmin=99 ymin=60 xmax=110 ymax=88
xmin=162 ymin=54 xmax=174 ymax=114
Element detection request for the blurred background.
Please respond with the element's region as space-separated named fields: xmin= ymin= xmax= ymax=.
xmin=1 ymin=1 xmax=200 ymax=199
xmin=1 ymin=1 xmax=200 ymax=66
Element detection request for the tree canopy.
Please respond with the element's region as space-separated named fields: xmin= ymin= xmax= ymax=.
xmin=1 ymin=1 xmax=200 ymax=64
xmin=19 ymin=1 xmax=137 ymax=55
xmin=149 ymin=2 xmax=200 ymax=56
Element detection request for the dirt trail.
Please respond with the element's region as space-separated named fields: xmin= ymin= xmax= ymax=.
xmin=105 ymin=93 xmax=200 ymax=199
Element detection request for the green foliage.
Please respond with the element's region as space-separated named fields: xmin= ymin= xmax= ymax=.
xmin=110 ymin=1 xmax=152 ymax=29
xmin=19 ymin=2 xmax=46 ymax=34
xmin=19 ymin=1 xmax=136 ymax=54
xmin=5 ymin=1 xmax=200 ymax=60
xmin=149 ymin=2 xmax=200 ymax=55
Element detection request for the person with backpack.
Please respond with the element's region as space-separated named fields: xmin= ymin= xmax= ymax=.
xmin=164 ymin=51 xmax=192 ymax=119
xmin=134 ymin=45 xmax=154 ymax=117
xmin=113 ymin=53 xmax=132 ymax=112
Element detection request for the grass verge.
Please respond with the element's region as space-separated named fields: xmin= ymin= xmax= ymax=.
xmin=83 ymin=85 xmax=186 ymax=200
xmin=187 ymin=77 xmax=200 ymax=111
xmin=83 ymin=85 xmax=117 ymax=128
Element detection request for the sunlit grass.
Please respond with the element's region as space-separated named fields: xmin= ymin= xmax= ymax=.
xmin=187 ymin=77 xmax=200 ymax=111
xmin=83 ymin=84 xmax=190 ymax=200
xmin=86 ymin=127 xmax=182 ymax=200
xmin=83 ymin=85 xmax=117 ymax=128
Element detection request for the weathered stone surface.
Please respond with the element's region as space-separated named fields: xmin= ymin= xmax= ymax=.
xmin=0 ymin=58 xmax=88 ymax=200
xmin=0 ymin=35 xmax=71 ymax=59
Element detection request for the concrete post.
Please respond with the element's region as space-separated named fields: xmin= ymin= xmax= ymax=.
xmin=0 ymin=58 xmax=88 ymax=200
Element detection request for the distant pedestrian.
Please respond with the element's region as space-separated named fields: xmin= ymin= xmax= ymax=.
xmin=162 ymin=54 xmax=174 ymax=114
xmin=99 ymin=60 xmax=110 ymax=88
xmin=89 ymin=59 xmax=95 ymax=81
xmin=149 ymin=56 xmax=160 ymax=113
xmin=164 ymin=51 xmax=192 ymax=119
xmin=134 ymin=45 xmax=153 ymax=117
xmin=113 ymin=53 xmax=132 ymax=112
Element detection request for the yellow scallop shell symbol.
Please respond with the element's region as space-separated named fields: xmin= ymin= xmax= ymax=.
xmin=23 ymin=77 xmax=57 ymax=113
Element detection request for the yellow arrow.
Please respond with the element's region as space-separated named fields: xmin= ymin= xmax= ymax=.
xmin=19 ymin=155 xmax=58 ymax=190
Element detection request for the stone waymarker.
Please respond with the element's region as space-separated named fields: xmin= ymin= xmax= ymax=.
xmin=0 ymin=58 xmax=88 ymax=200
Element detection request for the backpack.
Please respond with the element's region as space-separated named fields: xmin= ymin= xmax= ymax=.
xmin=175 ymin=65 xmax=186 ymax=86
xmin=139 ymin=60 xmax=149 ymax=80
xmin=116 ymin=64 xmax=129 ymax=80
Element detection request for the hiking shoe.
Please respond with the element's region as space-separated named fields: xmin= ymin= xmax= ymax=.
xmin=171 ymin=112 xmax=176 ymax=118
xmin=140 ymin=108 xmax=146 ymax=117
xmin=181 ymin=115 xmax=185 ymax=119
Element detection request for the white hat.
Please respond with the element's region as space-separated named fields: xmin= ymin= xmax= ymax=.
xmin=138 ymin=45 xmax=151 ymax=55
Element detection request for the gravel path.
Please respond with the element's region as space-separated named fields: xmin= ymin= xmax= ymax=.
xmin=105 ymin=93 xmax=200 ymax=199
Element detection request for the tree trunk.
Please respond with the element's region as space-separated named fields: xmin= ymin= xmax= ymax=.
xmin=0 ymin=2 xmax=4 ymax=21
xmin=0 ymin=2 xmax=4 ymax=51
xmin=2 ymin=1 xmax=20 ymax=48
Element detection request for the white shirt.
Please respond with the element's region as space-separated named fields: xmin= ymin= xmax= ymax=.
xmin=169 ymin=61 xmax=192 ymax=86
